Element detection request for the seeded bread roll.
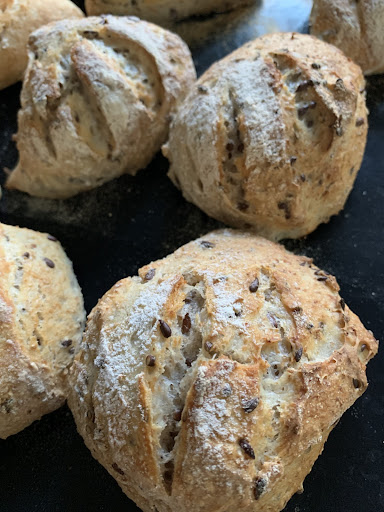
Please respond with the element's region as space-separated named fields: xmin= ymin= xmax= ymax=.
xmin=163 ymin=32 xmax=368 ymax=241
xmin=6 ymin=16 xmax=196 ymax=199
xmin=0 ymin=223 xmax=86 ymax=439
xmin=0 ymin=0 xmax=84 ymax=90
xmin=310 ymin=0 xmax=384 ymax=76
xmin=68 ymin=230 xmax=377 ymax=512
xmin=85 ymin=0 xmax=254 ymax=25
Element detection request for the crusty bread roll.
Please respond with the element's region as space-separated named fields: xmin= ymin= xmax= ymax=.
xmin=68 ymin=230 xmax=377 ymax=512
xmin=6 ymin=16 xmax=196 ymax=199
xmin=0 ymin=223 xmax=85 ymax=439
xmin=163 ymin=32 xmax=368 ymax=241
xmin=0 ymin=0 xmax=84 ymax=90
xmin=85 ymin=0 xmax=254 ymax=25
xmin=310 ymin=0 xmax=384 ymax=76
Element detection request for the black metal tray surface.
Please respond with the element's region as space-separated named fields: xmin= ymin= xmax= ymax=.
xmin=0 ymin=1 xmax=383 ymax=511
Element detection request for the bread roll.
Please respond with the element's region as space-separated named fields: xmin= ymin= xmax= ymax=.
xmin=85 ymin=0 xmax=254 ymax=25
xmin=68 ymin=230 xmax=377 ymax=512
xmin=163 ymin=32 xmax=368 ymax=241
xmin=0 ymin=223 xmax=85 ymax=439
xmin=0 ymin=0 xmax=84 ymax=90
xmin=6 ymin=16 xmax=196 ymax=199
xmin=310 ymin=0 xmax=384 ymax=76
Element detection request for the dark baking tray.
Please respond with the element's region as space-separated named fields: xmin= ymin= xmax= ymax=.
xmin=0 ymin=1 xmax=383 ymax=510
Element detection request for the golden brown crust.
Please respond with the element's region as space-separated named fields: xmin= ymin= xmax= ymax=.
xmin=6 ymin=16 xmax=196 ymax=198
xmin=310 ymin=0 xmax=384 ymax=76
xmin=163 ymin=32 xmax=368 ymax=241
xmin=68 ymin=230 xmax=377 ymax=512
xmin=0 ymin=223 xmax=85 ymax=439
xmin=85 ymin=0 xmax=254 ymax=24
xmin=0 ymin=0 xmax=84 ymax=90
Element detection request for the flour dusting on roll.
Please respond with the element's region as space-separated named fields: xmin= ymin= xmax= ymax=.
xmin=68 ymin=230 xmax=377 ymax=512
xmin=163 ymin=32 xmax=368 ymax=241
xmin=0 ymin=222 xmax=85 ymax=439
xmin=7 ymin=16 xmax=196 ymax=199
xmin=310 ymin=0 xmax=384 ymax=76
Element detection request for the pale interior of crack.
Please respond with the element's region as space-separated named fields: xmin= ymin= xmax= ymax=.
xmin=272 ymin=52 xmax=334 ymax=154
xmin=151 ymin=274 xmax=207 ymax=495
